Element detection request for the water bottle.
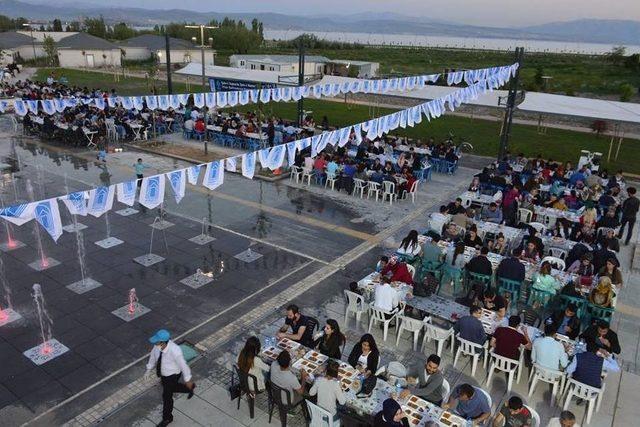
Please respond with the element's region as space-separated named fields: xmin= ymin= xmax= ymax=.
xmin=466 ymin=418 xmax=472 ymax=427
xmin=395 ymin=379 xmax=402 ymax=396
xmin=375 ymin=261 xmax=383 ymax=272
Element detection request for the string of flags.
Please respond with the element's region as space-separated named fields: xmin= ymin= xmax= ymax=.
xmin=3 ymin=63 xmax=518 ymax=116
xmin=0 ymin=65 xmax=517 ymax=242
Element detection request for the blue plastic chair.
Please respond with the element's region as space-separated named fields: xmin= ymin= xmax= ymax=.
xmin=586 ymin=303 xmax=614 ymax=324
xmin=527 ymin=288 xmax=555 ymax=308
xmin=441 ymin=265 xmax=464 ymax=296
xmin=194 ymin=131 xmax=205 ymax=141
xmin=497 ymin=278 xmax=524 ymax=306
xmin=559 ymin=295 xmax=588 ymax=320
xmin=182 ymin=129 xmax=193 ymax=139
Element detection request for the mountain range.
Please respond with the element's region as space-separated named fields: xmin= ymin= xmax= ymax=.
xmin=0 ymin=0 xmax=638 ymax=45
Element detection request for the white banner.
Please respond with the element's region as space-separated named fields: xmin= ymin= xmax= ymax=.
xmin=139 ymin=175 xmax=165 ymax=209
xmin=187 ymin=165 xmax=202 ymax=185
xmin=242 ymin=152 xmax=256 ymax=179
xmin=117 ymin=180 xmax=137 ymax=206
xmin=202 ymin=160 xmax=224 ymax=190
xmin=166 ymin=169 xmax=186 ymax=204
xmin=61 ymin=191 xmax=88 ymax=216
xmin=34 ymin=199 xmax=63 ymax=242
xmin=87 ymin=186 xmax=115 ymax=217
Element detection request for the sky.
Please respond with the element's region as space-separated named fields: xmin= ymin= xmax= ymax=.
xmin=69 ymin=0 xmax=640 ymax=27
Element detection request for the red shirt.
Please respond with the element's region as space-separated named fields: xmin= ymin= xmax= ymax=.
xmin=313 ymin=158 xmax=327 ymax=171
xmin=493 ymin=327 xmax=527 ymax=360
xmin=381 ymin=262 xmax=413 ymax=285
xmin=194 ymin=120 xmax=205 ymax=132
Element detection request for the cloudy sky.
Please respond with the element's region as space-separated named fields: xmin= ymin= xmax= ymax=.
xmin=73 ymin=0 xmax=640 ymax=27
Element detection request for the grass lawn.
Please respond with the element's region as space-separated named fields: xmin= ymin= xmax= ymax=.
xmin=31 ymin=68 xmax=640 ymax=174
xmin=230 ymin=98 xmax=640 ymax=174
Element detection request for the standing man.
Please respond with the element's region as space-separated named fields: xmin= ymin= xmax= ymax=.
xmin=133 ymin=158 xmax=151 ymax=188
xmin=144 ymin=329 xmax=195 ymax=427
xmin=618 ymin=187 xmax=639 ymax=245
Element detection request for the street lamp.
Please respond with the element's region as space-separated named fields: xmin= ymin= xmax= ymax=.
xmin=184 ymin=24 xmax=218 ymax=90
xmin=22 ymin=23 xmax=37 ymax=61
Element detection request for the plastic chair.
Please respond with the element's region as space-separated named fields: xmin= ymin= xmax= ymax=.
xmin=395 ymin=314 xmax=427 ymax=350
xmin=231 ymin=364 xmax=260 ymax=418
xmin=453 ymin=336 xmax=488 ymax=377
xmin=267 ymin=381 xmax=306 ymax=427
xmin=382 ymin=181 xmax=397 ymax=205
xmin=527 ymin=288 xmax=555 ymax=308
xmin=441 ymin=265 xmax=464 ymax=296
xmin=353 ymin=178 xmax=368 ymax=198
xmin=497 ymin=278 xmax=523 ymax=305
xmin=441 ymin=378 xmax=451 ymax=403
xmin=541 ymin=256 xmax=565 ymax=271
xmin=466 ymin=272 xmax=493 ymax=293
xmin=406 ymin=264 xmax=416 ymax=280
xmin=368 ymin=305 xmax=399 ymax=342
xmin=528 ymin=364 xmax=566 ymax=406
xmin=421 ymin=321 xmax=454 ymax=357
xmin=182 ymin=129 xmax=193 ymax=139
xmin=194 ymin=130 xmax=205 ymax=141
xmin=305 ymin=399 xmax=339 ymax=427
xmin=559 ymin=295 xmax=588 ymax=320
xmin=478 ymin=387 xmax=493 ymax=413
xmin=524 ymin=405 xmax=540 ymax=427
xmin=367 ymin=181 xmax=381 ymax=201
xmin=542 ymin=214 xmax=558 ymax=229
xmin=528 ymin=222 xmax=546 ymax=235
xmin=301 ymin=167 xmax=315 ymax=186
xmin=548 ymin=247 xmax=568 ymax=260
xmin=403 ymin=180 xmax=419 ymax=203
xmin=563 ymin=378 xmax=605 ymax=425
xmin=325 ymin=172 xmax=338 ymax=190
xmin=486 ymin=351 xmax=522 ymax=392
xmin=343 ymin=290 xmax=367 ymax=328
xmin=289 ymin=166 xmax=303 ymax=184
xmin=517 ymin=208 xmax=533 ymax=224
xmin=586 ymin=303 xmax=614 ymax=324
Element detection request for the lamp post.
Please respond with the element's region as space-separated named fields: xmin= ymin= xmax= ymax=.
xmin=22 ymin=23 xmax=37 ymax=61
xmin=184 ymin=24 xmax=217 ymax=91
xmin=497 ymin=47 xmax=524 ymax=160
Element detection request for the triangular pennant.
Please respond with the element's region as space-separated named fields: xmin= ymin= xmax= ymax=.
xmin=139 ymin=175 xmax=165 ymax=209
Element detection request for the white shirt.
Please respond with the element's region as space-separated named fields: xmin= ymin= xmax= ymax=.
xmin=547 ymin=418 xmax=580 ymax=427
xmin=145 ymin=340 xmax=192 ymax=382
xmin=374 ymin=283 xmax=400 ymax=312
xmin=309 ymin=376 xmax=346 ymax=415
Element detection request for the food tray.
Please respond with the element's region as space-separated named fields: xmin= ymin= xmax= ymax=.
xmin=261 ymin=346 xmax=282 ymax=361
xmin=439 ymin=410 xmax=464 ymax=427
xmin=277 ymin=338 xmax=301 ymax=351
xmin=292 ymin=357 xmax=320 ymax=375
xmin=337 ymin=362 xmax=358 ymax=380
xmin=304 ymin=350 xmax=329 ymax=364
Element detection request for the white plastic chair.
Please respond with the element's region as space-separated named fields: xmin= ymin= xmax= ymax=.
xmin=524 ymin=405 xmax=540 ymax=427
xmin=301 ymin=167 xmax=315 ymax=186
xmin=367 ymin=181 xmax=381 ymax=201
xmin=305 ymin=399 xmax=339 ymax=427
xmin=353 ymin=178 xmax=368 ymax=198
xmin=541 ymin=256 xmax=565 ymax=271
xmin=289 ymin=166 xmax=303 ymax=183
xmin=563 ymin=378 xmax=605 ymax=425
xmin=528 ymin=363 xmax=566 ymax=406
xmin=543 ymin=214 xmax=557 ymax=229
xmin=406 ymin=264 xmax=416 ymax=280
xmin=325 ymin=173 xmax=338 ymax=190
xmin=478 ymin=387 xmax=493 ymax=413
xmin=528 ymin=222 xmax=546 ymax=235
xmin=395 ymin=314 xmax=427 ymax=350
xmin=421 ymin=322 xmax=455 ymax=357
xmin=441 ymin=378 xmax=451 ymax=403
xmin=548 ymin=247 xmax=568 ymax=260
xmin=368 ymin=305 xmax=398 ymax=342
xmin=486 ymin=351 xmax=521 ymax=392
xmin=382 ymin=181 xmax=397 ymax=205
xmin=403 ymin=180 xmax=419 ymax=203
xmin=343 ymin=290 xmax=367 ymax=328
xmin=517 ymin=208 xmax=533 ymax=224
xmin=453 ymin=336 xmax=488 ymax=377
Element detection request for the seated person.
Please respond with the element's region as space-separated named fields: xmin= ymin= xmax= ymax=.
xmin=491 ymin=315 xmax=530 ymax=360
xmin=598 ymin=258 xmax=623 ymax=287
xmin=532 ymin=262 xmax=560 ymax=295
xmin=482 ymin=202 xmax=503 ymax=224
xmin=396 ymin=230 xmax=421 ymax=258
xmin=429 ymin=205 xmax=450 ymax=234
xmin=276 ymin=304 xmax=314 ymax=347
xmin=463 ymin=225 xmax=484 ymax=249
xmin=348 ymin=281 xmax=363 ymax=296
xmin=421 ymin=235 xmax=443 ymax=266
xmin=597 ymin=228 xmax=620 ymax=253
xmin=379 ymin=256 xmax=414 ymax=285
xmin=443 ymin=383 xmax=491 ymax=425
xmin=589 ymin=276 xmax=615 ymax=308
xmin=452 ymin=208 xmax=475 ymax=230
xmin=566 ymin=339 xmax=620 ymax=389
xmin=492 ymin=396 xmax=533 ymax=427
xmin=496 ymin=248 xmax=526 ymax=283
xmin=445 ymin=241 xmax=467 ymax=270
xmin=548 ymin=303 xmax=581 ymax=340
xmin=442 ymin=222 xmax=463 ymax=243
xmin=374 ymin=276 xmax=401 ymax=314
xmin=489 ymin=233 xmax=508 ymax=256
xmin=547 ymin=411 xmax=580 ymax=427
xmin=348 ymin=334 xmax=379 ymax=378
xmin=270 ymin=350 xmax=308 ymax=405
xmin=453 ymin=305 xmax=487 ymax=346
xmin=374 ymin=398 xmax=409 ymax=427
xmin=467 ymin=247 xmax=493 ymax=277
xmin=401 ymin=354 xmax=445 ymax=405
xmin=579 ymin=320 xmax=621 ymax=355
xmin=531 ymin=323 xmax=570 ymax=371
xmin=520 ymin=241 xmax=541 ymax=263
xmin=309 ymin=360 xmax=345 ymax=420
xmin=447 ymin=198 xmax=467 ymax=215
xmin=314 ymin=319 xmax=346 ymax=359
xmin=483 ymin=289 xmax=507 ymax=319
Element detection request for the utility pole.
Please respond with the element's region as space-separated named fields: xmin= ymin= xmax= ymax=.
xmin=497 ymin=47 xmax=524 ymax=160
xmin=164 ymin=32 xmax=173 ymax=94
xmin=296 ymin=37 xmax=305 ymax=127
xmin=22 ymin=23 xmax=37 ymax=61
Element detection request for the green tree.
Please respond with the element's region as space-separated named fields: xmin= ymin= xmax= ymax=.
xmin=85 ymin=16 xmax=107 ymax=39
xmin=605 ymin=46 xmax=626 ymax=65
xmin=112 ymin=22 xmax=136 ymax=40
xmin=52 ymin=19 xmax=63 ymax=32
xmin=42 ymin=35 xmax=58 ymax=66
xmin=619 ymin=83 xmax=635 ymax=102
xmin=624 ymin=54 xmax=640 ymax=72
xmin=0 ymin=14 xmax=14 ymax=31
xmin=66 ymin=21 xmax=81 ymax=32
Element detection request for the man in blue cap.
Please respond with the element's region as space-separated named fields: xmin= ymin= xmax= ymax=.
xmin=144 ymin=329 xmax=195 ymax=426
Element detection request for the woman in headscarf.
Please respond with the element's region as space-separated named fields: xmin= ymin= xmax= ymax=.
xmin=374 ymin=398 xmax=409 ymax=426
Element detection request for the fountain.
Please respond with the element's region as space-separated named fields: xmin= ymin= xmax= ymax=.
xmin=66 ymin=213 xmax=103 ymax=294
xmin=111 ymin=287 xmax=150 ymax=321
xmin=23 ymin=284 xmax=69 ymax=365
xmin=234 ymin=242 xmax=263 ymax=263
xmin=0 ymin=253 xmax=22 ymax=326
xmin=95 ymin=210 xmax=124 ymax=248
xmin=180 ymin=256 xmax=217 ymax=289
xmin=150 ymin=203 xmax=174 ymax=230
xmin=188 ymin=217 xmax=216 ymax=245
xmin=0 ymin=194 xmax=25 ymax=251
xmin=25 ymin=180 xmax=59 ymax=271
xmin=133 ymin=217 xmax=167 ymax=267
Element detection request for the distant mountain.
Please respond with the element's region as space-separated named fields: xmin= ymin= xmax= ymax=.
xmin=523 ymin=19 xmax=640 ymax=45
xmin=0 ymin=0 xmax=638 ymax=45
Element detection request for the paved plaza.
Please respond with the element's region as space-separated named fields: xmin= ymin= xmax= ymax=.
xmin=0 ymin=123 xmax=639 ymax=427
